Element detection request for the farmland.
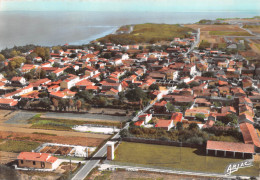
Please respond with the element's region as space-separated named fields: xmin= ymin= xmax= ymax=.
xmin=0 ymin=140 xmax=40 ymax=153
xmin=209 ymin=31 xmax=252 ymax=36
xmin=0 ymin=131 xmax=107 ymax=147
xmin=114 ymin=142 xmax=260 ymax=176
xmin=97 ymin=23 xmax=195 ymax=44
xmin=184 ymin=24 xmax=245 ymax=32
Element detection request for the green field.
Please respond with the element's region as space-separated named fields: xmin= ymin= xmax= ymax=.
xmin=98 ymin=23 xmax=195 ymax=44
xmin=29 ymin=117 xmax=122 ymax=131
xmin=209 ymin=31 xmax=252 ymax=36
xmin=114 ymin=142 xmax=259 ymax=176
xmin=0 ymin=140 xmax=40 ymax=153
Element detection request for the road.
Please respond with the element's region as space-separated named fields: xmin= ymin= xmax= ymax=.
xmin=184 ymin=28 xmax=200 ymax=56
xmin=72 ymin=124 xmax=125 ymax=180
xmin=71 ymin=87 xmax=173 ymax=180
xmin=99 ymin=164 xmax=250 ymax=179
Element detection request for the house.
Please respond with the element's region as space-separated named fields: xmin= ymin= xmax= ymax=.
xmin=138 ymin=114 xmax=152 ymax=124
xmin=60 ymin=74 xmax=80 ymax=89
xmin=155 ymin=119 xmax=174 ymax=131
xmin=238 ymin=113 xmax=254 ymax=124
xmin=185 ymin=108 xmax=210 ymax=120
xmin=0 ymin=99 xmax=18 ymax=108
xmin=17 ymin=152 xmax=59 ymax=170
xmin=104 ymin=88 xmax=119 ymax=97
xmin=171 ymin=112 xmax=182 ymax=122
xmin=11 ymin=77 xmax=26 ymax=86
xmin=21 ymin=64 xmax=36 ymax=73
xmin=52 ymin=67 xmax=67 ymax=76
xmin=29 ymin=78 xmax=51 ymax=90
xmin=194 ymin=98 xmax=211 ymax=107
xmin=101 ymin=82 xmax=122 ymax=92
xmin=153 ymin=100 xmax=167 ymax=113
xmin=134 ymin=120 xmax=145 ymax=127
xmin=75 ymin=79 xmax=94 ymax=90
xmin=33 ymin=57 xmax=42 ymax=62
xmin=242 ymin=78 xmax=252 ymax=90
xmin=50 ymin=90 xmax=77 ymax=99
xmin=239 ymin=122 xmax=260 ymax=149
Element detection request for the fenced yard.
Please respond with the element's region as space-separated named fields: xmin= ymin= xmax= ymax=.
xmin=114 ymin=142 xmax=260 ymax=176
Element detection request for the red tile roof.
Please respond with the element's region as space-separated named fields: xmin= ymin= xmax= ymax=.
xmin=134 ymin=120 xmax=144 ymax=126
xmin=239 ymin=122 xmax=260 ymax=147
xmin=17 ymin=152 xmax=58 ymax=163
xmin=11 ymin=77 xmax=23 ymax=81
xmin=0 ymin=99 xmax=18 ymax=106
xmin=155 ymin=120 xmax=173 ymax=128
xmin=207 ymin=140 xmax=254 ymax=153
xmin=171 ymin=112 xmax=182 ymax=122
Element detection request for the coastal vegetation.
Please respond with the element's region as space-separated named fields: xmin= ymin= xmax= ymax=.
xmin=97 ymin=23 xmax=195 ymax=44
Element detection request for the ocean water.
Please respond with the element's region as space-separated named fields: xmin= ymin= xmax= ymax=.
xmin=0 ymin=11 xmax=259 ymax=50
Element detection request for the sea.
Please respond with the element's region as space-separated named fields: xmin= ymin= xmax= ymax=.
xmin=0 ymin=11 xmax=260 ymax=50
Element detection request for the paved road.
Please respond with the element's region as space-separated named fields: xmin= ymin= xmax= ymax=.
xmin=71 ymin=129 xmax=122 ymax=180
xmin=185 ymin=28 xmax=200 ymax=56
xmin=4 ymin=111 xmax=37 ymax=124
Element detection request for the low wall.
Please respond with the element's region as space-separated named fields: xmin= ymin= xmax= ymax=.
xmin=122 ymin=137 xmax=205 ymax=149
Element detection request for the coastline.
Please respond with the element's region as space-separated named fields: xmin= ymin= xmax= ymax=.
xmin=0 ymin=11 xmax=260 ymax=50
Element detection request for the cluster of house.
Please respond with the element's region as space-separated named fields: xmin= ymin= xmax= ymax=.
xmin=132 ymin=47 xmax=260 ymax=158
xmin=0 ymin=36 xmax=198 ymax=108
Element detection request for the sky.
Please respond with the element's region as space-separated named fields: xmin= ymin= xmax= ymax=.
xmin=0 ymin=0 xmax=260 ymax=12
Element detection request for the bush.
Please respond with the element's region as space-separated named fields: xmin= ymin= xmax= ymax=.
xmin=195 ymin=113 xmax=205 ymax=122
xmin=186 ymin=137 xmax=204 ymax=145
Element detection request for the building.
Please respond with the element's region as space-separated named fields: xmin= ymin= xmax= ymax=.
xmin=11 ymin=77 xmax=26 ymax=86
xmin=206 ymin=141 xmax=254 ymax=159
xmin=106 ymin=141 xmax=116 ymax=160
xmin=138 ymin=114 xmax=152 ymax=124
xmin=17 ymin=152 xmax=59 ymax=170
xmin=0 ymin=99 xmax=18 ymax=108
xmin=155 ymin=119 xmax=174 ymax=131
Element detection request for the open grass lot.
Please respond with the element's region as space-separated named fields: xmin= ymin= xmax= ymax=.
xmin=209 ymin=31 xmax=252 ymax=36
xmin=98 ymin=24 xmax=195 ymax=44
xmin=0 ymin=140 xmax=40 ymax=153
xmin=114 ymin=142 xmax=260 ymax=176
xmin=29 ymin=116 xmax=123 ymax=131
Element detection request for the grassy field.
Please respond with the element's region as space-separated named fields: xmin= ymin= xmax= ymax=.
xmin=97 ymin=23 xmax=195 ymax=44
xmin=29 ymin=117 xmax=122 ymax=131
xmin=209 ymin=31 xmax=252 ymax=36
xmin=0 ymin=140 xmax=40 ymax=153
xmin=114 ymin=142 xmax=259 ymax=176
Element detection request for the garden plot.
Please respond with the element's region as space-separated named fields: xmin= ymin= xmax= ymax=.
xmin=73 ymin=124 xmax=120 ymax=134
xmin=36 ymin=143 xmax=96 ymax=157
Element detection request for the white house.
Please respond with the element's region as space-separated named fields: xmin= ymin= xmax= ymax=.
xmin=138 ymin=114 xmax=152 ymax=124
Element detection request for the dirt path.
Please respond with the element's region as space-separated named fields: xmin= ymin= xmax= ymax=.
xmin=0 ymin=131 xmax=107 ymax=147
